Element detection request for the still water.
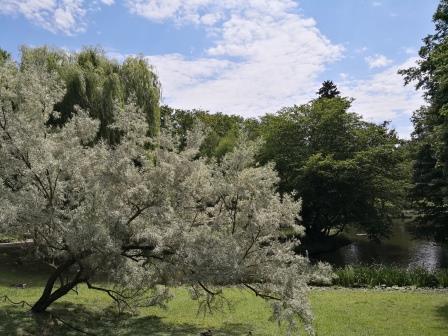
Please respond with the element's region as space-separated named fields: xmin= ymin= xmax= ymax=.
xmin=315 ymin=220 xmax=448 ymax=270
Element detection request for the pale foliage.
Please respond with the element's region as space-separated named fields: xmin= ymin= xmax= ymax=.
xmin=0 ymin=57 xmax=325 ymax=335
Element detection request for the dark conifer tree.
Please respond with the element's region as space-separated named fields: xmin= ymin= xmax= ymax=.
xmin=316 ymin=80 xmax=340 ymax=99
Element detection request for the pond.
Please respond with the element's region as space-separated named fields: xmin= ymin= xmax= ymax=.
xmin=314 ymin=220 xmax=448 ymax=271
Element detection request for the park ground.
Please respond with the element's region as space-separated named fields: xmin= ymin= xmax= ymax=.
xmin=0 ymin=249 xmax=447 ymax=336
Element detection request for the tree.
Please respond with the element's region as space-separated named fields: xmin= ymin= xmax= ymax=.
xmin=0 ymin=48 xmax=10 ymax=64
xmin=161 ymin=106 xmax=261 ymax=159
xmin=259 ymin=96 xmax=406 ymax=241
xmin=399 ymin=0 xmax=448 ymax=243
xmin=0 ymin=57 xmax=324 ymax=335
xmin=20 ymin=46 xmax=161 ymax=142
xmin=316 ymin=80 xmax=340 ymax=99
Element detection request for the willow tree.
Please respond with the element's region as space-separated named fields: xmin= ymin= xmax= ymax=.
xmin=19 ymin=46 xmax=161 ymax=142
xmin=0 ymin=51 xmax=324 ymax=335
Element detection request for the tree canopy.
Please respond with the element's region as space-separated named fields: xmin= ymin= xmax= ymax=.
xmin=161 ymin=106 xmax=261 ymax=159
xmin=316 ymin=80 xmax=340 ymax=99
xmin=399 ymin=0 xmax=448 ymax=243
xmin=259 ymin=90 xmax=407 ymax=241
xmin=20 ymin=46 xmax=161 ymax=143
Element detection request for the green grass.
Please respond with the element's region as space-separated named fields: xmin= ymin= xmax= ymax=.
xmin=1 ymin=286 xmax=447 ymax=336
xmin=312 ymin=290 xmax=448 ymax=336
xmin=0 ymin=250 xmax=447 ymax=335
xmin=0 ymin=234 xmax=19 ymax=243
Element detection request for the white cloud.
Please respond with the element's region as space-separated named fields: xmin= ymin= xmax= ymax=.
xmin=128 ymin=0 xmax=343 ymax=117
xmin=147 ymin=54 xmax=234 ymax=96
xmin=0 ymin=0 xmax=112 ymax=35
xmin=372 ymin=1 xmax=382 ymax=7
xmin=365 ymin=54 xmax=393 ymax=68
xmin=126 ymin=0 xmax=298 ymax=25
xmin=341 ymin=57 xmax=424 ymax=137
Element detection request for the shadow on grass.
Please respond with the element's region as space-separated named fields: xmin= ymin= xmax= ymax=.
xmin=436 ymin=303 xmax=448 ymax=324
xmin=0 ymin=303 xmax=253 ymax=336
xmin=0 ymin=249 xmax=50 ymax=288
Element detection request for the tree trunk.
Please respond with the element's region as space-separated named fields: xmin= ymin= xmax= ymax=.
xmin=31 ymin=259 xmax=83 ymax=314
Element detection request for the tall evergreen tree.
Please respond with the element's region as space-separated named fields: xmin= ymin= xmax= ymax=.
xmin=316 ymin=80 xmax=340 ymax=99
xmin=399 ymin=0 xmax=448 ymax=243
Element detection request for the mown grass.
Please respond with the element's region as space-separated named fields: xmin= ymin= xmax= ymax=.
xmin=334 ymin=265 xmax=448 ymax=288
xmin=0 ymin=249 xmax=447 ymax=335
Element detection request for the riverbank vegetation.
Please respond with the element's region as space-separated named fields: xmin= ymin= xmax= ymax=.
xmin=333 ymin=265 xmax=448 ymax=288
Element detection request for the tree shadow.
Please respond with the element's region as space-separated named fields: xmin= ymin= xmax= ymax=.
xmin=436 ymin=303 xmax=448 ymax=324
xmin=0 ymin=249 xmax=50 ymax=288
xmin=0 ymin=303 xmax=253 ymax=336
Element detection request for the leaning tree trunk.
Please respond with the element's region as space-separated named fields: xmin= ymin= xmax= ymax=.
xmin=31 ymin=259 xmax=84 ymax=313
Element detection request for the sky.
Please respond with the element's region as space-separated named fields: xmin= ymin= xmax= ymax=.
xmin=0 ymin=0 xmax=440 ymax=138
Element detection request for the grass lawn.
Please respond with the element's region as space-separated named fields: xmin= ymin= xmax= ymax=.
xmin=0 ymin=249 xmax=447 ymax=335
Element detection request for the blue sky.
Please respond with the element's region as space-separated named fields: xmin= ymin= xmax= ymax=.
xmin=0 ymin=0 xmax=440 ymax=137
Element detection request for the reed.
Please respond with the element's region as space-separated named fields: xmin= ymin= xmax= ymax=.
xmin=332 ymin=265 xmax=448 ymax=288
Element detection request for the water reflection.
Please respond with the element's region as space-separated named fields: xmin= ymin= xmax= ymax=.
xmin=314 ymin=220 xmax=448 ymax=270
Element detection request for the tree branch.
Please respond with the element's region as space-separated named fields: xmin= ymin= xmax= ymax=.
xmin=198 ymin=282 xmax=221 ymax=296
xmin=243 ymin=283 xmax=281 ymax=301
xmin=1 ymin=295 xmax=32 ymax=308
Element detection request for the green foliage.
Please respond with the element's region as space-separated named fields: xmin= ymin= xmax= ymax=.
xmin=161 ymin=106 xmax=261 ymax=159
xmin=436 ymin=269 xmax=448 ymax=287
xmin=0 ymin=48 xmax=10 ymax=64
xmin=121 ymin=57 xmax=160 ymax=137
xmin=334 ymin=265 xmax=448 ymax=288
xmin=259 ymin=94 xmax=407 ymax=240
xmin=399 ymin=1 xmax=448 ymax=243
xmin=19 ymin=46 xmax=161 ymax=143
xmin=316 ymin=80 xmax=340 ymax=99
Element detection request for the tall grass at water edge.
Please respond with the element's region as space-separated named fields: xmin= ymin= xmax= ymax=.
xmin=333 ymin=265 xmax=448 ymax=288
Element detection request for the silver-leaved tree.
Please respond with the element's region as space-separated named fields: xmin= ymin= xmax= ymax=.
xmin=0 ymin=53 xmax=326 ymax=335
